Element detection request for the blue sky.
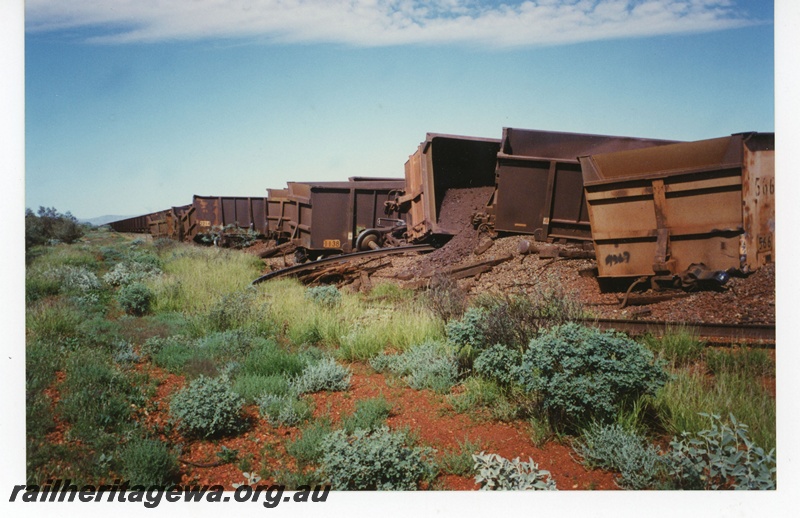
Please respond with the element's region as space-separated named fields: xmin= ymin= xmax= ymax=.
xmin=22 ymin=1 xmax=776 ymax=219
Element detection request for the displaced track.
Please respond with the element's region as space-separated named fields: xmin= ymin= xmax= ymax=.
xmin=251 ymin=245 xmax=435 ymax=284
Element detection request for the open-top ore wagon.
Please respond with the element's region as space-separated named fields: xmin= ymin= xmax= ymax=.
xmin=579 ymin=132 xmax=775 ymax=289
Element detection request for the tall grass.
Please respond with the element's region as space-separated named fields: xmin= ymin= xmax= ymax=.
xmin=148 ymin=246 xmax=265 ymax=314
xmin=656 ymin=369 xmax=775 ymax=452
xmin=257 ymin=278 xmax=444 ymax=358
xmin=641 ymin=325 xmax=705 ymax=367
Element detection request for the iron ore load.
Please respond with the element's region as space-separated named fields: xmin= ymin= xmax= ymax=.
xmin=106 ymin=127 xmax=775 ymax=291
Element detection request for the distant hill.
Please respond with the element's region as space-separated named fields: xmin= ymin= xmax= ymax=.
xmin=79 ymin=215 xmax=134 ymax=226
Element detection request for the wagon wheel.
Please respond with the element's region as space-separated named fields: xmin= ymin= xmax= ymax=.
xmin=355 ymin=229 xmax=383 ymax=251
xmin=294 ymin=248 xmax=309 ymax=264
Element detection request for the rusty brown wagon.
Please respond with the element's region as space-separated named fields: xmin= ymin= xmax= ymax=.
xmin=579 ymin=132 xmax=775 ymax=289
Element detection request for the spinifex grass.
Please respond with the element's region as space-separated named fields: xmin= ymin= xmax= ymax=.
xmin=656 ymin=369 xmax=776 ymax=452
xmin=641 ymin=325 xmax=705 ymax=367
xmin=255 ymin=278 xmax=444 ymax=358
xmin=148 ymin=246 xmax=265 ymax=315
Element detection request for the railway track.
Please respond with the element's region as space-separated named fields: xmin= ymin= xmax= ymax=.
xmin=251 ymin=244 xmax=435 ymax=285
xmin=581 ymin=318 xmax=775 ymax=347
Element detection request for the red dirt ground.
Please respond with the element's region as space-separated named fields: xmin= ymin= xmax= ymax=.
xmin=140 ymin=363 xmax=618 ymax=491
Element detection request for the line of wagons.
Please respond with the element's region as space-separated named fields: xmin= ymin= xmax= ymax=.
xmin=108 ymin=127 xmax=775 ymax=290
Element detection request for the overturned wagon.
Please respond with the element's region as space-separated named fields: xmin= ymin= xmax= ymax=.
xmin=579 ymin=132 xmax=775 ymax=289
xmin=108 ymin=205 xmax=192 ymax=239
xmin=479 ymin=128 xmax=679 ymax=242
xmin=385 ymin=133 xmax=502 ymax=242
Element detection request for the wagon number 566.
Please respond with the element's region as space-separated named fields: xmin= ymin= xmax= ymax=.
xmin=755 ymin=177 xmax=774 ymax=196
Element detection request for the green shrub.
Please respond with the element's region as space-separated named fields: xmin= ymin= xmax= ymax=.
xmin=445 ymin=307 xmax=488 ymax=363
xmin=291 ymin=358 xmax=352 ymax=394
xmin=26 ymin=300 xmax=83 ymax=346
xmin=242 ymin=339 xmax=308 ymax=378
xmin=666 ymin=413 xmax=776 ymax=490
xmin=286 ymin=418 xmax=333 ymax=467
xmin=473 ymin=344 xmax=522 ymax=385
xmin=112 ymin=341 xmax=141 ymax=366
xmin=304 ymin=285 xmax=342 ymax=308
xmin=257 ymin=393 xmax=312 ymax=427
xmin=341 ymin=396 xmax=393 ymax=434
xmin=369 ymin=341 xmax=457 ymax=394
xmin=424 ymin=275 xmax=467 ymax=322
xmin=25 ymin=272 xmax=62 ymax=303
xmin=448 ymin=376 xmax=501 ymax=414
xmin=120 ymin=437 xmax=179 ymax=487
xmin=117 ymin=282 xmax=153 ymax=316
xmin=59 ymin=349 xmax=139 ymax=441
xmin=206 ymin=288 xmax=259 ymax=332
xmin=149 ymin=335 xmax=207 ymax=373
xmin=472 ymin=452 xmax=556 ymax=490
xmin=447 ymin=376 xmax=523 ymax=422
xmin=103 ymin=259 xmax=162 ymax=287
xmin=25 ymin=207 xmax=85 ymax=249
xmin=519 ymin=323 xmax=668 ymax=431
xmin=573 ymin=422 xmax=664 ymax=489
xmin=193 ymin=329 xmax=255 ymax=360
xmin=26 ymin=339 xmax=63 ymax=395
xmin=439 ymin=438 xmax=484 ymax=477
xmin=170 ymin=376 xmax=245 ymax=438
xmin=472 ymin=294 xmax=547 ymax=350
xmin=76 ymin=315 xmax=123 ymax=350
xmin=233 ymin=374 xmax=291 ymax=403
xmin=320 ymin=427 xmax=436 ymax=490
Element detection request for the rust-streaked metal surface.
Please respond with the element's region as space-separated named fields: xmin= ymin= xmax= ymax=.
xmin=192 ymin=195 xmax=271 ymax=236
xmin=285 ymin=179 xmax=406 ymax=253
xmin=108 ymin=205 xmax=191 ymax=236
xmin=579 ymin=132 xmax=775 ymax=280
xmin=108 ymin=213 xmax=157 ymax=233
xmin=400 ymin=133 xmax=501 ymax=241
xmin=147 ymin=204 xmax=194 ymax=240
xmin=251 ymin=244 xmax=434 ymax=284
xmin=492 ymin=128 xmax=679 ymax=241
xmin=266 ymin=188 xmax=292 ymax=239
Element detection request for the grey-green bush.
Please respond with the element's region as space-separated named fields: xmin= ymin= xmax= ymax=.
xmin=472 ymin=452 xmax=556 ymax=490
xmin=518 ymin=323 xmax=668 ymax=431
xmin=170 ymin=376 xmax=245 ymax=438
xmin=573 ymin=422 xmax=664 ymax=489
xmin=473 ymin=344 xmax=522 ymax=385
xmin=117 ymin=282 xmax=153 ymax=316
xmin=291 ymin=358 xmax=351 ymax=394
xmin=304 ymin=285 xmax=342 ymax=308
xmin=120 ymin=437 xmax=179 ymax=487
xmin=665 ymin=413 xmax=776 ymax=490
xmin=257 ymin=393 xmax=312 ymax=427
xmin=320 ymin=427 xmax=435 ymax=490
xmin=369 ymin=341 xmax=457 ymax=394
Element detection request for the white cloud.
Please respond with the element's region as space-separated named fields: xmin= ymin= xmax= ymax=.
xmin=25 ymin=0 xmax=758 ymax=47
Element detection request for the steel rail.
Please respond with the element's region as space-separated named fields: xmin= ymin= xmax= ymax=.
xmin=580 ymin=318 xmax=775 ymax=346
xmin=251 ymin=244 xmax=435 ymax=285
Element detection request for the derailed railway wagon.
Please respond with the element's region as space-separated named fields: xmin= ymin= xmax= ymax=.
xmin=579 ymin=132 xmax=775 ymax=289
xmin=108 ymin=205 xmax=191 ymax=237
xmin=191 ymin=195 xmax=272 ymax=238
xmin=384 ymin=133 xmax=502 ymax=242
xmin=283 ymin=178 xmax=407 ymax=261
xmin=477 ymin=128 xmax=679 ymax=242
